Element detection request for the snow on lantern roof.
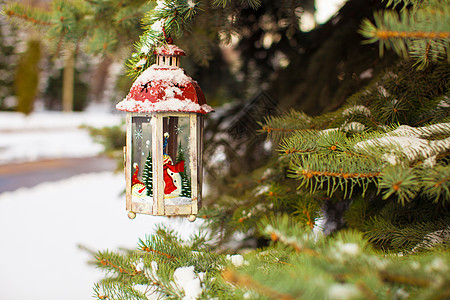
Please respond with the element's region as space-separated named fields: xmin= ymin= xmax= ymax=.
xmin=116 ymin=64 xmax=213 ymax=114
xmin=155 ymin=44 xmax=186 ymax=56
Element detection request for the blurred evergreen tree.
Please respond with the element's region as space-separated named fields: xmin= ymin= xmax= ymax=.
xmin=42 ymin=56 xmax=90 ymax=111
xmin=3 ymin=0 xmax=150 ymax=111
xmin=15 ymin=39 xmax=41 ymax=115
xmin=0 ymin=3 xmax=19 ymax=111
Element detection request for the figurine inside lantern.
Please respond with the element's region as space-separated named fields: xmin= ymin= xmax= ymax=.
xmin=116 ymin=40 xmax=213 ymax=221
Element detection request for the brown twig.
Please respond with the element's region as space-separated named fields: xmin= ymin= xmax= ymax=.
xmin=141 ymin=246 xmax=176 ymax=260
xmin=4 ymin=9 xmax=52 ymax=26
xmin=378 ymin=270 xmax=431 ymax=287
xmin=300 ymin=170 xmax=381 ymax=179
xmin=376 ymin=30 xmax=450 ymax=40
xmin=222 ymin=268 xmax=296 ymax=300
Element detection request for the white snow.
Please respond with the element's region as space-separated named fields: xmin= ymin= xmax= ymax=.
xmin=337 ymin=242 xmax=359 ymax=256
xmin=141 ymin=45 xmax=151 ymax=55
xmin=135 ymin=65 xmax=190 ymax=86
xmin=359 ymin=68 xmax=373 ymax=80
xmin=0 ymin=111 xmax=122 ymax=164
xmin=226 ymin=254 xmax=248 ymax=267
xmin=150 ymin=260 xmax=159 ymax=279
xmin=354 ymin=133 xmax=450 ymax=165
xmin=173 ymin=266 xmax=203 ymax=300
xmin=316 ymin=0 xmax=346 ymax=24
xmin=115 ymin=65 xmax=214 ymax=114
xmin=0 ymin=111 xmax=121 ymax=132
xmin=0 ymin=111 xmax=203 ymax=300
xmin=341 ymin=121 xmax=365 ymax=132
xmin=342 ymin=105 xmax=371 ymax=118
xmin=117 ymin=97 xmax=213 ymax=114
xmin=137 ymin=58 xmax=147 ymax=66
xmin=151 ymin=19 xmax=164 ymax=32
xmin=155 ymin=44 xmax=186 ymax=56
xmin=387 ymin=124 xmax=450 ymax=138
xmin=155 ymin=0 xmax=168 ymax=12
xmin=328 ymin=284 xmax=362 ymax=300
xmin=187 ymin=0 xmax=196 ymax=9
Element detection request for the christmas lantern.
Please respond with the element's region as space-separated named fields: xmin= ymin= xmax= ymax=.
xmin=116 ymin=42 xmax=213 ymax=221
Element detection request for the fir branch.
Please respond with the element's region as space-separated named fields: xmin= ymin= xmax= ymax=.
xmin=267 ymin=228 xmax=319 ymax=256
xmin=384 ymin=0 xmax=415 ymax=10
xmin=379 ymin=166 xmax=420 ymax=205
xmin=375 ymin=30 xmax=450 ymax=40
xmin=222 ymin=268 xmax=295 ymax=300
xmin=355 ymin=281 xmax=379 ymax=300
xmin=261 ymin=110 xmax=314 ymax=142
xmin=92 ymin=217 xmax=450 ymax=298
xmin=421 ymin=165 xmax=450 ymax=203
xmin=343 ymin=196 xmax=368 ymax=230
xmin=3 ymin=7 xmax=53 ymax=26
xmin=97 ymin=256 xmax=139 ymax=276
xmin=289 ymin=153 xmax=381 ymax=198
xmin=378 ymin=270 xmax=431 ymax=287
xmin=125 ymin=0 xmax=206 ymax=78
xmin=261 ymin=126 xmax=298 ymax=134
xmin=139 ymin=241 xmax=177 ymax=261
xmin=213 ymin=0 xmax=261 ymax=10
xmin=411 ymin=226 xmax=450 ymax=252
xmin=261 ymin=215 xmax=320 ymax=256
xmin=360 ymin=5 xmax=450 ymax=68
xmin=298 ymin=169 xmax=381 ymax=180
xmin=93 ymin=281 xmax=150 ymax=300
xmin=277 ymin=130 xmax=319 ymax=156
xmin=364 ymin=212 xmax=450 ymax=250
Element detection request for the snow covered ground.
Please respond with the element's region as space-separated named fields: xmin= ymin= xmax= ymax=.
xmin=0 ymin=111 xmax=203 ymax=300
xmin=0 ymin=111 xmax=122 ymax=164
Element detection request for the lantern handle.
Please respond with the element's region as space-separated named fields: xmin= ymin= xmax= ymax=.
xmin=162 ymin=22 xmax=172 ymax=45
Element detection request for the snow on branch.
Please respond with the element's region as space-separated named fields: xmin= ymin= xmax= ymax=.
xmin=385 ymin=123 xmax=450 ymax=138
xmin=354 ymin=123 xmax=450 ymax=166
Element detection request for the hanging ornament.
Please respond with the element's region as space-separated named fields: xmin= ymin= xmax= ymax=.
xmin=116 ymin=38 xmax=213 ymax=221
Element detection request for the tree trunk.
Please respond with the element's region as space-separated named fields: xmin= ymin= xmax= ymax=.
xmin=62 ymin=48 xmax=74 ymax=112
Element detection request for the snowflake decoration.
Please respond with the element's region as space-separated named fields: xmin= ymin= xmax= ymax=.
xmin=175 ymin=125 xmax=184 ymax=134
xmin=134 ymin=129 xmax=143 ymax=139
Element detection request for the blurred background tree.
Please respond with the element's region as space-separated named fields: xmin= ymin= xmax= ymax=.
xmin=2 ymin=0 xmax=150 ymax=112
xmin=15 ymin=38 xmax=41 ymax=114
xmin=0 ymin=2 xmax=19 ymax=111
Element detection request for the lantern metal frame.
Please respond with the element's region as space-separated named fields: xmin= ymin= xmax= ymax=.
xmin=124 ymin=111 xmax=204 ymax=218
xmin=117 ymin=42 xmax=212 ymax=221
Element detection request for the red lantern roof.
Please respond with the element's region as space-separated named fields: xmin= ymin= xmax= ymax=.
xmin=154 ymin=44 xmax=186 ymax=56
xmin=116 ymin=45 xmax=213 ymax=114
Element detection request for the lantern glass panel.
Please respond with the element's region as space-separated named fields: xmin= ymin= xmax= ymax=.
xmin=130 ymin=115 xmax=153 ymax=205
xmin=161 ymin=116 xmax=192 ymax=204
xmin=128 ymin=114 xmax=195 ymax=209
